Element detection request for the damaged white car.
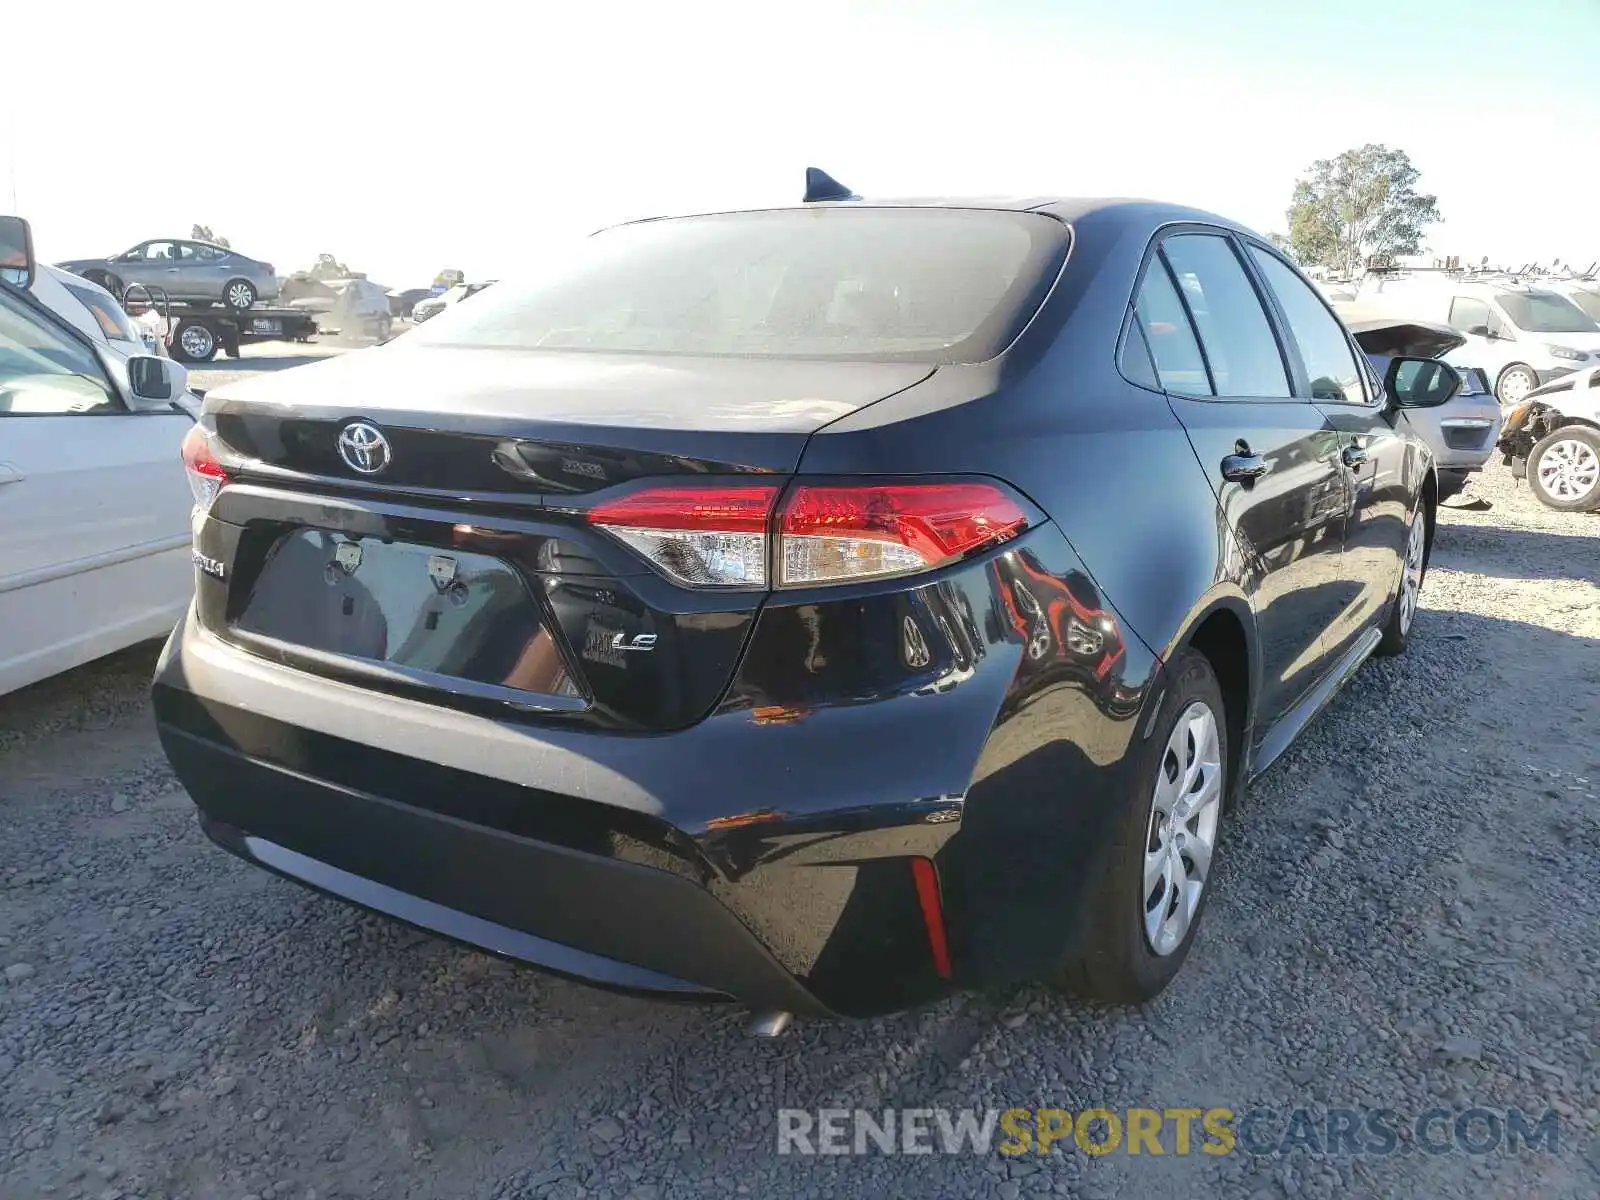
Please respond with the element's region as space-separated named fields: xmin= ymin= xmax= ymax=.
xmin=1497 ymin=367 xmax=1600 ymax=510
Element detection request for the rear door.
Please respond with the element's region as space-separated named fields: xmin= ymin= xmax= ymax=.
xmin=173 ymin=242 xmax=213 ymax=300
xmin=1133 ymin=229 xmax=1346 ymax=728
xmin=1245 ymin=243 xmax=1411 ymax=664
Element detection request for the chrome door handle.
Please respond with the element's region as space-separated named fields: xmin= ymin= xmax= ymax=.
xmin=1221 ymin=453 xmax=1269 ymax=483
xmin=1341 ymin=444 xmax=1369 ymax=468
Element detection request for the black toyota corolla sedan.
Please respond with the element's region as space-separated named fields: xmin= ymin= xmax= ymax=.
xmin=154 ymin=177 xmax=1455 ymax=1020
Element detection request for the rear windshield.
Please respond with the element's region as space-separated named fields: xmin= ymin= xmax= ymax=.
xmin=411 ymin=208 xmax=1069 ymax=363
xmin=1496 ymin=290 xmax=1599 ymax=334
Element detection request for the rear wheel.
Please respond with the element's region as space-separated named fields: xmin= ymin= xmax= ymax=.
xmin=172 ymin=319 xmax=218 ymax=363
xmin=224 ymin=278 xmax=257 ymax=310
xmin=1527 ymin=426 xmax=1600 ymax=512
xmin=1376 ymin=501 xmax=1428 ymax=657
xmin=1051 ymin=649 xmax=1227 ymax=1003
xmin=1496 ymin=363 xmax=1538 ymax=406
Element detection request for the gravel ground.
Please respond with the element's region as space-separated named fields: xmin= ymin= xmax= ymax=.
xmin=2 ymin=463 xmax=1597 ymax=1200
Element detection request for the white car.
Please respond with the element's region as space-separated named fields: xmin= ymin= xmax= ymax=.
xmin=1538 ymin=278 xmax=1600 ymax=325
xmin=0 ymin=217 xmax=197 ymax=696
xmin=1355 ymin=273 xmax=1600 ymax=404
xmin=1497 ymin=365 xmax=1600 ymax=511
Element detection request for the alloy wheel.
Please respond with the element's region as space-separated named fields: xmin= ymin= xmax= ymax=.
xmin=227 ymin=282 xmax=255 ymax=309
xmin=1537 ymin=439 xmax=1600 ymax=504
xmin=1143 ymin=701 xmax=1222 ymax=956
xmin=1398 ymin=511 xmax=1426 ymax=635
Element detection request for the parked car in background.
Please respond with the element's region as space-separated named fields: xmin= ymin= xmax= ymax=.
xmin=1540 ymin=278 xmax=1600 ymax=324
xmin=154 ymin=185 xmax=1455 ymax=1022
xmin=1497 ymin=365 xmax=1600 ymax=511
xmin=1356 ymin=273 xmax=1600 ymax=404
xmin=1339 ymin=314 xmax=1502 ymax=500
xmin=410 ymin=279 xmax=495 ymax=324
xmin=58 ymin=239 xmax=280 ymax=310
xmin=0 ymin=217 xmax=197 ymax=697
xmin=318 ymin=280 xmax=394 ymax=340
xmin=33 ymin=264 xmax=168 ymax=361
xmin=388 ymin=287 xmax=435 ymax=319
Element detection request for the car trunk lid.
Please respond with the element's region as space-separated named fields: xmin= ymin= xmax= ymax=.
xmin=194 ymin=345 xmax=933 ymax=730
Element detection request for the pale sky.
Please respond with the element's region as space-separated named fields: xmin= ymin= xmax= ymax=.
xmin=9 ymin=0 xmax=1597 ymax=287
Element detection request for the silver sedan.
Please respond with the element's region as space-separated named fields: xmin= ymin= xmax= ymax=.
xmin=57 ymin=239 xmax=279 ymax=310
xmin=1349 ymin=317 xmax=1503 ymax=500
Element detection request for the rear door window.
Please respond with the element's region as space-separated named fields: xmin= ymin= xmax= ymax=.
xmin=1159 ymin=234 xmax=1290 ymax=399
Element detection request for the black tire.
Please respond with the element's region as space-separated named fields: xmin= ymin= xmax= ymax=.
xmin=1050 ymin=649 xmax=1228 ymax=1004
xmin=1526 ymin=425 xmax=1600 ymax=512
xmin=1376 ymin=501 xmax=1429 ymax=657
xmin=223 ymin=278 xmax=257 ymax=310
xmin=1495 ymin=363 xmax=1538 ymax=406
xmin=171 ymin=319 xmax=218 ymax=363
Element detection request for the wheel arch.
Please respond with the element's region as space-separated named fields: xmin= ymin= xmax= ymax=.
xmin=1167 ymin=591 xmax=1257 ymax=801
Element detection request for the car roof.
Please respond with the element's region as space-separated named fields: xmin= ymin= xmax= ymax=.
xmin=627 ymin=196 xmax=1263 ymax=239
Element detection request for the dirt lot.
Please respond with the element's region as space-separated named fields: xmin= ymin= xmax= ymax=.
xmin=2 ymin=463 xmax=1597 ymax=1200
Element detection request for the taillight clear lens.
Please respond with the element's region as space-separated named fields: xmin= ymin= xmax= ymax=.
xmin=586 ymin=479 xmax=1031 ymax=590
xmin=587 ymin=485 xmax=779 ymax=588
xmin=180 ymin=424 xmax=229 ymax=512
xmin=778 ymin=482 xmax=1029 ymax=586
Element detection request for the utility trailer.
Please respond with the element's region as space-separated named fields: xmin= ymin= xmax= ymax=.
xmin=120 ymin=284 xmax=319 ymax=363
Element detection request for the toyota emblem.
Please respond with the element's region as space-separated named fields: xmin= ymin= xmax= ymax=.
xmin=337 ymin=420 xmax=391 ymax=474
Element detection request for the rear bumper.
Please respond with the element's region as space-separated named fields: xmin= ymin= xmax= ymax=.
xmin=170 ymin=721 xmax=821 ymax=1011
xmin=152 ymin=522 xmax=1160 ymax=1017
xmin=154 ymin=624 xmax=959 ymax=1017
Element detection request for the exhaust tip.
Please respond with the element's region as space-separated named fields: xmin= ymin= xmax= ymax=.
xmin=746 ymin=1010 xmax=794 ymax=1038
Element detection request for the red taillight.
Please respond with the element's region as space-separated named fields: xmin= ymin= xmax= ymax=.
xmin=180 ymin=424 xmax=229 ymax=511
xmin=587 ymin=484 xmax=780 ymax=588
xmin=587 ymin=485 xmax=778 ymax=533
xmin=586 ymin=478 xmax=1030 ymax=590
xmin=778 ymin=482 xmax=1029 ymax=586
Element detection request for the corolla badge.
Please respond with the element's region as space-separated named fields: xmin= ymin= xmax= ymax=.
xmin=337 ymin=420 xmax=391 ymax=474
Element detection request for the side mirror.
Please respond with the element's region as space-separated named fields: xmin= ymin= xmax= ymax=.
xmin=1466 ymin=323 xmax=1491 ymax=339
xmin=1385 ymin=356 xmax=1463 ymax=409
xmin=127 ymin=354 xmax=176 ymax=408
xmin=0 ymin=215 xmax=35 ymax=289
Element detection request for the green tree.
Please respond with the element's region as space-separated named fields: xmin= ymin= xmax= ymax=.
xmin=191 ymin=223 xmax=230 ymax=248
xmin=1285 ymin=144 xmax=1441 ymax=276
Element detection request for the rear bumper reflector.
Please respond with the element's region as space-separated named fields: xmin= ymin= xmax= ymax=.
xmin=910 ymin=856 xmax=953 ymax=980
